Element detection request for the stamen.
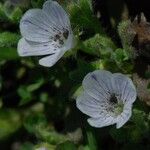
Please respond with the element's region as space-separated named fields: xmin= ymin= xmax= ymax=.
xmin=63 ymin=29 xmax=69 ymax=39
xmin=110 ymin=94 xmax=118 ymax=104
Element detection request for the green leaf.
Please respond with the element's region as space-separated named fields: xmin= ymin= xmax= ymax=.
xmin=0 ymin=109 xmax=21 ymax=140
xmin=68 ymin=0 xmax=104 ymax=35
xmin=27 ymin=78 xmax=44 ymax=92
xmin=110 ymin=127 xmax=129 ymax=143
xmin=3 ymin=1 xmax=22 ymax=23
xmin=118 ymin=20 xmax=135 ymax=58
xmin=78 ymin=145 xmax=90 ymax=150
xmin=24 ymin=114 xmax=69 ymax=145
xmin=37 ymin=130 xmax=69 ymax=145
xmin=0 ymin=32 xmax=20 ymax=47
xmin=31 ymin=0 xmax=45 ymax=8
xmin=111 ymin=48 xmax=133 ymax=73
xmin=69 ymin=59 xmax=102 ymax=83
xmin=86 ymin=130 xmax=97 ymax=150
xmin=110 ymin=109 xmax=150 ymax=143
xmin=9 ymin=7 xmax=22 ymax=23
xmin=40 ymin=92 xmax=49 ymax=103
xmin=0 ymin=3 xmax=7 ymax=20
xmin=0 ymin=75 xmax=2 ymax=91
xmin=17 ymin=86 xmax=32 ymax=105
xmin=118 ymin=20 xmax=134 ymax=46
xmin=24 ymin=114 xmax=47 ymax=133
xmin=18 ymin=79 xmax=44 ymax=105
xmin=56 ymin=141 xmax=77 ymax=150
xmin=82 ymin=34 xmax=116 ymax=56
xmin=132 ymin=109 xmax=149 ymax=131
xmin=129 ymin=109 xmax=150 ymax=142
xmin=0 ymin=47 xmax=18 ymax=60
xmin=70 ymin=85 xmax=83 ymax=100
xmin=35 ymin=143 xmax=55 ymax=150
xmin=112 ymin=48 xmax=129 ymax=65
xmin=20 ymin=142 xmax=34 ymax=150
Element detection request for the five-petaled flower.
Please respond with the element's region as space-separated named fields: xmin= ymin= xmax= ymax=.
xmin=18 ymin=0 xmax=75 ymax=67
xmin=76 ymin=70 xmax=137 ymax=129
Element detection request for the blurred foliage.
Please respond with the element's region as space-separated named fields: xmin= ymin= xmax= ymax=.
xmin=68 ymin=0 xmax=105 ymax=37
xmin=0 ymin=109 xmax=21 ymax=140
xmin=0 ymin=0 xmax=150 ymax=150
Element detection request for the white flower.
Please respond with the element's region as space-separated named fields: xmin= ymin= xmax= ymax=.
xmin=76 ymin=70 xmax=137 ymax=129
xmin=18 ymin=0 xmax=75 ymax=67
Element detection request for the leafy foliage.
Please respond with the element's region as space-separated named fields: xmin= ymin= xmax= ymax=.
xmin=0 ymin=0 xmax=150 ymax=150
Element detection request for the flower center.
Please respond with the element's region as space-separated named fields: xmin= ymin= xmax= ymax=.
xmin=114 ymin=103 xmax=124 ymax=115
xmin=110 ymin=94 xmax=118 ymax=104
xmin=109 ymin=94 xmax=123 ymax=116
xmin=53 ymin=28 xmax=69 ymax=46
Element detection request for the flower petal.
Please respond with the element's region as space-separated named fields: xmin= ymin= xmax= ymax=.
xmin=20 ymin=9 xmax=59 ymax=42
xmin=18 ymin=38 xmax=58 ymax=56
xmin=39 ymin=49 xmax=65 ymax=67
xmin=76 ymin=91 xmax=109 ymax=118
xmin=43 ymin=0 xmax=70 ymax=29
xmin=116 ymin=103 xmax=132 ymax=128
xmin=82 ymin=70 xmax=112 ymax=101
xmin=76 ymin=70 xmax=137 ymax=129
xmin=87 ymin=115 xmax=116 ymax=128
xmin=112 ymin=73 xmax=137 ymax=104
xmin=64 ymin=32 xmax=75 ymax=51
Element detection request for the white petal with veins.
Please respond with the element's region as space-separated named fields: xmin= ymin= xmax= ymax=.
xmin=39 ymin=49 xmax=64 ymax=67
xmin=18 ymin=38 xmax=59 ymax=56
xmin=18 ymin=0 xmax=75 ymax=67
xmin=76 ymin=70 xmax=137 ymax=129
